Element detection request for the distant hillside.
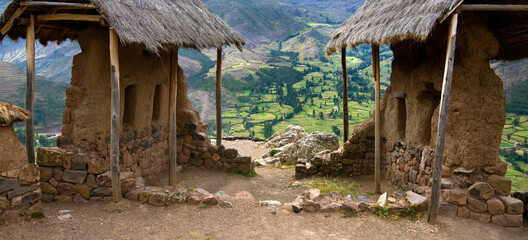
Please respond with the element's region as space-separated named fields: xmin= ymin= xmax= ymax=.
xmin=0 ymin=62 xmax=67 ymax=129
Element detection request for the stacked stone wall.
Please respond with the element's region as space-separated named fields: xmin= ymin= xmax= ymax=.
xmin=0 ymin=163 xmax=42 ymax=222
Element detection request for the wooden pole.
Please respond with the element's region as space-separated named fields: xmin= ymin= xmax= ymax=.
xmin=372 ymin=44 xmax=381 ymax=194
xmin=109 ymin=28 xmax=122 ymax=203
xmin=169 ymin=48 xmax=179 ymax=186
xmin=428 ymin=13 xmax=459 ymax=223
xmin=216 ymin=48 xmax=223 ymax=147
xmin=461 ymin=4 xmax=528 ymax=11
xmin=341 ymin=48 xmax=349 ymax=141
xmin=25 ymin=14 xmax=35 ymax=164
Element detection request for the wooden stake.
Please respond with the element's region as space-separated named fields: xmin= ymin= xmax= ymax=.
xmin=109 ymin=28 xmax=122 ymax=203
xmin=25 ymin=14 xmax=35 ymax=164
xmin=461 ymin=4 xmax=528 ymax=11
xmin=1 ymin=6 xmax=28 ymax=35
xmin=216 ymin=48 xmax=222 ymax=147
xmin=169 ymin=48 xmax=179 ymax=186
xmin=20 ymin=1 xmax=97 ymax=9
xmin=428 ymin=13 xmax=459 ymax=223
xmin=341 ymin=48 xmax=349 ymax=141
xmin=372 ymin=44 xmax=381 ymax=194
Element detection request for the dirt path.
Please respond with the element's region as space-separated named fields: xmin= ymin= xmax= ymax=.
xmin=1 ymin=141 xmax=527 ymax=239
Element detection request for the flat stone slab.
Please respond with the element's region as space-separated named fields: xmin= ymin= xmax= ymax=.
xmin=0 ymin=178 xmax=20 ymax=194
xmin=62 ymin=170 xmax=88 ymax=184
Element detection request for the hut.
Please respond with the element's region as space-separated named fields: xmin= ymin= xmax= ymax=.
xmin=0 ymin=102 xmax=42 ymax=222
xmin=323 ymin=0 xmax=528 ymax=225
xmin=0 ymin=0 xmax=248 ymax=204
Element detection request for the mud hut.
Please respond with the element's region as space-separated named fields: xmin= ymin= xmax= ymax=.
xmin=0 ymin=0 xmax=246 ymax=203
xmin=325 ymin=0 xmax=528 ymax=224
xmin=0 ymin=102 xmax=42 ymax=222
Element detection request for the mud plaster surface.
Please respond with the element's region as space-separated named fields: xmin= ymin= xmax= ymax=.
xmin=372 ymin=13 xmax=505 ymax=171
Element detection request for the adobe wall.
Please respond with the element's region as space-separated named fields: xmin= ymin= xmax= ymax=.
xmin=36 ymin=24 xmax=253 ymax=203
xmin=336 ymin=13 xmax=522 ymax=226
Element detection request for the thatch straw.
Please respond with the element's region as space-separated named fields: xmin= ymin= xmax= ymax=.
xmin=325 ymin=0 xmax=462 ymax=55
xmin=91 ymin=0 xmax=245 ymax=52
xmin=0 ymin=102 xmax=30 ymax=127
xmin=0 ymin=0 xmax=245 ymax=52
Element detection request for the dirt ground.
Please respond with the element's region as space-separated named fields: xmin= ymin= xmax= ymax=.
xmin=1 ymin=141 xmax=527 ymax=239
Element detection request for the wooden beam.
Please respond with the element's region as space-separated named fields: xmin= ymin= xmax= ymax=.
xmin=216 ymin=48 xmax=223 ymax=147
xmin=1 ymin=6 xmax=28 ymax=35
xmin=109 ymin=28 xmax=122 ymax=203
xmin=461 ymin=4 xmax=528 ymax=11
xmin=36 ymin=14 xmax=103 ymax=22
xmin=428 ymin=13 xmax=459 ymax=223
xmin=20 ymin=1 xmax=97 ymax=9
xmin=25 ymin=14 xmax=35 ymax=164
xmin=372 ymin=44 xmax=381 ymax=194
xmin=341 ymin=48 xmax=349 ymax=141
xmin=169 ymin=48 xmax=179 ymax=187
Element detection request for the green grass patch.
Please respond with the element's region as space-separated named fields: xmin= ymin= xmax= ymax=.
xmin=373 ymin=207 xmax=390 ymax=217
xmin=231 ymin=171 xmax=258 ymax=178
xmin=269 ymin=149 xmax=279 ymax=157
xmin=340 ymin=209 xmax=358 ymax=218
xmin=306 ymin=178 xmax=361 ymax=197
xmin=31 ymin=212 xmax=45 ymax=219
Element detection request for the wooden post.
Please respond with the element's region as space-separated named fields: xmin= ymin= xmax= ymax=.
xmin=109 ymin=28 xmax=122 ymax=203
xmin=216 ymin=48 xmax=223 ymax=147
xmin=25 ymin=15 xmax=35 ymax=164
xmin=428 ymin=13 xmax=459 ymax=223
xmin=341 ymin=48 xmax=349 ymax=141
xmin=372 ymin=44 xmax=381 ymax=194
xmin=169 ymin=48 xmax=179 ymax=186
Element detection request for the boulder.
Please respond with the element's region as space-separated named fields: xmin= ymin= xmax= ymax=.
xmin=292 ymin=195 xmax=304 ymax=213
xmin=57 ymin=183 xmax=76 ymax=195
xmin=262 ymin=125 xmax=308 ymax=148
xmin=87 ymin=158 xmax=108 ymax=175
xmin=37 ymin=147 xmax=67 ymax=167
xmin=303 ymin=189 xmax=321 ymax=201
xmin=62 ymin=170 xmax=88 ymax=184
xmin=444 ymin=189 xmax=467 ymax=205
xmin=487 ymin=198 xmax=505 ymax=215
xmin=0 ymin=178 xmax=20 ymax=194
xmin=468 ymin=182 xmax=494 ymax=200
xmin=487 ymin=175 xmax=512 ymax=196
xmin=499 ymin=196 xmax=524 ymax=215
xmin=406 ymin=191 xmax=429 ymax=211
xmin=491 ymin=214 xmax=523 ymax=227
xmin=259 ymin=200 xmax=282 ymax=207
xmin=468 ymin=197 xmax=488 ymax=213
xmin=203 ymin=194 xmax=219 ymax=206
xmin=469 ymin=212 xmax=491 ymax=223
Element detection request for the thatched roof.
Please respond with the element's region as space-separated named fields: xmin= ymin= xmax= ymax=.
xmin=326 ymin=0 xmax=463 ymax=55
xmin=0 ymin=102 xmax=30 ymax=127
xmin=0 ymin=0 xmax=245 ymax=52
xmin=326 ymin=0 xmax=528 ymax=60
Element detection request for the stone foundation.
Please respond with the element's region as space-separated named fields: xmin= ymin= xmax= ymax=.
xmin=0 ymin=163 xmax=42 ymax=223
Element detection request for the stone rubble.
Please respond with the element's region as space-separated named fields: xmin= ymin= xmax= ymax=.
xmin=256 ymin=125 xmax=339 ymax=166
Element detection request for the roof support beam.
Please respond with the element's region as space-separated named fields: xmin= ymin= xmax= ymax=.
xmin=428 ymin=13 xmax=459 ymax=224
xmin=25 ymin=14 xmax=35 ymax=164
xmin=1 ymin=6 xmax=28 ymax=35
xmin=216 ymin=48 xmax=223 ymax=147
xmin=109 ymin=28 xmax=122 ymax=203
xmin=36 ymin=14 xmax=104 ymax=22
xmin=372 ymin=44 xmax=381 ymax=194
xmin=461 ymin=4 xmax=528 ymax=11
xmin=169 ymin=48 xmax=179 ymax=187
xmin=341 ymin=48 xmax=349 ymax=141
xmin=20 ymin=1 xmax=97 ymax=9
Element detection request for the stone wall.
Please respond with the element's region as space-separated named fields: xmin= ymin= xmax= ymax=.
xmin=0 ymin=125 xmax=42 ymax=222
xmin=295 ymin=119 xmax=387 ymax=179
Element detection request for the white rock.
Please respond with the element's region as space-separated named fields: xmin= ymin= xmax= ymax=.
xmin=259 ymin=200 xmax=282 ymax=207
xmin=377 ymin=192 xmax=388 ymax=206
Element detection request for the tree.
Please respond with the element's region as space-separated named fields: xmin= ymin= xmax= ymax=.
xmin=332 ymin=125 xmax=341 ymax=136
xmin=513 ymin=117 xmax=520 ymax=127
xmin=263 ymin=121 xmax=274 ymax=139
